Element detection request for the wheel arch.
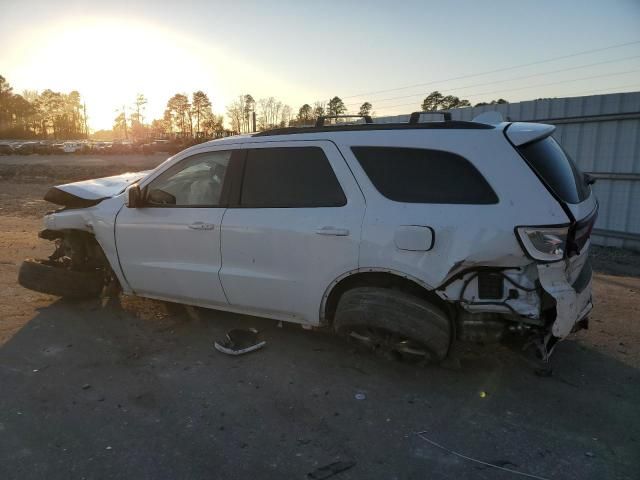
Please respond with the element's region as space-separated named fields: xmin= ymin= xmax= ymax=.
xmin=320 ymin=268 xmax=450 ymax=326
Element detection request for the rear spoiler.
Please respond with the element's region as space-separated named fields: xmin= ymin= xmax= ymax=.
xmin=472 ymin=111 xmax=556 ymax=146
xmin=505 ymin=122 xmax=556 ymax=146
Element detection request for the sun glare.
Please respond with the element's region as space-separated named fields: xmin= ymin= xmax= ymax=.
xmin=9 ymin=19 xmax=225 ymax=130
xmin=5 ymin=16 xmax=321 ymax=132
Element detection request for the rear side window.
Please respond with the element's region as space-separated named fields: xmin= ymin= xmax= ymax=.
xmin=240 ymin=147 xmax=346 ymax=207
xmin=351 ymin=146 xmax=498 ymax=204
xmin=517 ymin=137 xmax=589 ymax=204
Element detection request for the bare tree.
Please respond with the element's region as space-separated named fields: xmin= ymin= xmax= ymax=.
xmin=312 ymin=101 xmax=326 ymax=119
xmin=226 ymin=96 xmax=244 ymax=133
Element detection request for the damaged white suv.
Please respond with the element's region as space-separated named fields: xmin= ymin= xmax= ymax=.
xmin=19 ymin=113 xmax=597 ymax=362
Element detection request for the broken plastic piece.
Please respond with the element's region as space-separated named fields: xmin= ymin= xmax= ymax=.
xmin=214 ymin=328 xmax=266 ymax=356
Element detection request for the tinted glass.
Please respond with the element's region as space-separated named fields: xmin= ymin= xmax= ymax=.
xmin=240 ymin=147 xmax=346 ymax=207
xmin=351 ymin=147 xmax=498 ymax=204
xmin=147 ymin=150 xmax=231 ymax=206
xmin=518 ymin=137 xmax=589 ymax=204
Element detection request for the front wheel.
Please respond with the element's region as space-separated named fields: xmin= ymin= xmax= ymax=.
xmin=334 ymin=287 xmax=452 ymax=363
xmin=18 ymin=258 xmax=104 ymax=299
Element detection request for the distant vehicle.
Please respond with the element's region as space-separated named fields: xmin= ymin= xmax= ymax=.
xmin=90 ymin=141 xmax=111 ymax=152
xmin=110 ymin=140 xmax=135 ymax=154
xmin=19 ymin=112 xmax=597 ymax=364
xmin=62 ymin=142 xmax=84 ymax=153
xmin=13 ymin=142 xmax=37 ymax=155
xmin=142 ymin=139 xmax=180 ymax=155
xmin=33 ymin=141 xmax=53 ymax=155
xmin=0 ymin=143 xmax=13 ymax=155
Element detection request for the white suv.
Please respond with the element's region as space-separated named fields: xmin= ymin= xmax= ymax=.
xmin=19 ymin=113 xmax=597 ymax=362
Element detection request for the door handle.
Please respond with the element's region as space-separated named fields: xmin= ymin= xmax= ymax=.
xmin=188 ymin=222 xmax=215 ymax=230
xmin=315 ymin=226 xmax=350 ymax=236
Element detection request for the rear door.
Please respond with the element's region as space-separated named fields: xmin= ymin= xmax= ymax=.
xmin=219 ymin=141 xmax=365 ymax=323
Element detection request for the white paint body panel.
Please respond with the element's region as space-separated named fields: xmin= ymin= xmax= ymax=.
xmin=219 ymin=141 xmax=366 ymax=324
xmin=334 ymin=129 xmax=568 ymax=288
xmin=115 ymin=206 xmax=228 ymax=305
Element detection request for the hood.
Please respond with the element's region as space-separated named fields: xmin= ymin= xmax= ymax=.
xmin=44 ymin=170 xmax=150 ymax=208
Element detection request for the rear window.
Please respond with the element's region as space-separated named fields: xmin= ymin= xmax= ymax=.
xmin=517 ymin=137 xmax=590 ymax=204
xmin=240 ymin=147 xmax=346 ymax=207
xmin=351 ymin=146 xmax=498 ymax=204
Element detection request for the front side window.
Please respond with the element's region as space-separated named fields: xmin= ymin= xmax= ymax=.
xmin=351 ymin=146 xmax=498 ymax=204
xmin=239 ymin=147 xmax=346 ymax=207
xmin=146 ymin=150 xmax=231 ymax=206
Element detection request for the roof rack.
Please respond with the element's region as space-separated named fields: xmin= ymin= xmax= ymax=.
xmin=315 ymin=114 xmax=373 ymax=127
xmin=408 ymin=111 xmax=452 ymax=124
xmin=252 ymin=121 xmax=493 ymax=137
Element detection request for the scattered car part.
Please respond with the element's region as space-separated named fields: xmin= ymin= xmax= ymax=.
xmin=214 ymin=329 xmax=266 ymax=355
xmin=18 ymin=258 xmax=103 ymax=298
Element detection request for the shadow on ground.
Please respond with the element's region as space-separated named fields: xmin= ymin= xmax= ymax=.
xmin=0 ymin=298 xmax=638 ymax=480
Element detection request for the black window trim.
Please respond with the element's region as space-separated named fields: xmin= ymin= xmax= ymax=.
xmin=228 ymin=145 xmax=348 ymax=209
xmin=141 ymin=149 xmax=240 ymax=209
xmin=350 ymin=145 xmax=499 ymax=205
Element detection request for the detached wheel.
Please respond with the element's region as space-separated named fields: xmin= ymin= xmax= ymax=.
xmin=334 ymin=287 xmax=452 ymax=363
xmin=18 ymin=258 xmax=103 ymax=299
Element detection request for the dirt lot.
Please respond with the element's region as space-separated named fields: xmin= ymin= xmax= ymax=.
xmin=0 ymin=154 xmax=639 ymax=479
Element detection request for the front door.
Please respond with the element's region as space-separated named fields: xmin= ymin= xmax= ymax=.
xmin=115 ymin=149 xmax=234 ymax=306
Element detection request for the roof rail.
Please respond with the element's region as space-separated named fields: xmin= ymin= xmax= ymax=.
xmin=315 ymin=114 xmax=373 ymax=127
xmin=408 ymin=111 xmax=452 ymax=124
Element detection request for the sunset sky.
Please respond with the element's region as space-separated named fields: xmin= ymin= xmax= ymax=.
xmin=1 ymin=0 xmax=639 ymax=130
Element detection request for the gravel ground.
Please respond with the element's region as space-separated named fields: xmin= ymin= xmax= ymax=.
xmin=0 ymin=155 xmax=638 ymax=479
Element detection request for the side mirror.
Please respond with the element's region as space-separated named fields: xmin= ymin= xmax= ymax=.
xmin=126 ymin=184 xmax=143 ymax=208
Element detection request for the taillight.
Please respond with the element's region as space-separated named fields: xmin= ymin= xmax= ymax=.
xmin=516 ymin=226 xmax=569 ymax=262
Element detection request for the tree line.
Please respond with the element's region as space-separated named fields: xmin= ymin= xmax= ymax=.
xmin=2 ymin=72 xmax=509 ymax=140
xmin=287 ymin=92 xmax=507 ymax=128
xmin=107 ymin=91 xmax=228 ymax=141
xmin=0 ymin=75 xmax=88 ymax=139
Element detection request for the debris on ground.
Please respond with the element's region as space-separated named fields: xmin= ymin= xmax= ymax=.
xmin=354 ymin=393 xmax=366 ymax=400
xmin=307 ymin=460 xmax=356 ymax=479
xmin=415 ymin=431 xmax=551 ymax=480
xmin=214 ymin=328 xmax=266 ymax=356
xmin=81 ymin=384 xmax=91 ymax=390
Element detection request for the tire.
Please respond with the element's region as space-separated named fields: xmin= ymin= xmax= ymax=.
xmin=18 ymin=259 xmax=103 ymax=299
xmin=334 ymin=287 xmax=452 ymax=362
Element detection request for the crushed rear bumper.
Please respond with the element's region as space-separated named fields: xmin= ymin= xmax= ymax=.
xmin=537 ymin=259 xmax=593 ymax=339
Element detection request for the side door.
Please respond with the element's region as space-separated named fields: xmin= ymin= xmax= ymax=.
xmin=115 ymin=149 xmax=237 ymax=306
xmin=219 ymin=141 xmax=366 ymax=324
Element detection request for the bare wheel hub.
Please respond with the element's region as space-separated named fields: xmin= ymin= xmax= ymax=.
xmin=348 ymin=327 xmax=431 ymax=362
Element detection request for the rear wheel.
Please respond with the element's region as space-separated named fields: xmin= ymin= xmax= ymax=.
xmin=334 ymin=287 xmax=451 ymax=363
xmin=18 ymin=258 xmax=104 ymax=299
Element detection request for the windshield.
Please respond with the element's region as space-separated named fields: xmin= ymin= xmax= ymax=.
xmin=517 ymin=137 xmax=590 ymax=204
